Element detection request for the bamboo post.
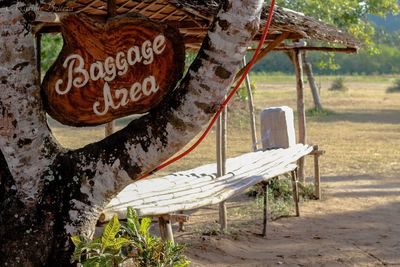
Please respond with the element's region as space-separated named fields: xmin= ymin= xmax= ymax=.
xmin=262 ymin=182 xmax=269 ymax=238
xmin=36 ymin=33 xmax=41 ymax=82
xmin=242 ymin=56 xmax=258 ymax=151
xmin=217 ymin=107 xmax=228 ymax=231
xmin=313 ymin=145 xmax=321 ymax=199
xmin=291 ymin=170 xmax=300 ymax=217
xmin=216 ymin=114 xmax=223 ymax=175
xmin=221 ymin=107 xmax=227 ymax=175
xmin=158 ymin=216 xmax=174 ymax=244
xmin=292 ymin=49 xmax=307 ymax=182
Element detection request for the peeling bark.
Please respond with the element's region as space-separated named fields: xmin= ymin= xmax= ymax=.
xmin=0 ymin=0 xmax=263 ymax=265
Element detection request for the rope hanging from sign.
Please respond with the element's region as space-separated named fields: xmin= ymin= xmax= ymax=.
xmin=141 ymin=1 xmax=277 ymax=179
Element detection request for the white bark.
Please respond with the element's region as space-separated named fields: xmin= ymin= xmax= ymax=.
xmin=0 ymin=6 xmax=61 ymax=206
xmin=0 ymin=0 xmax=263 ymax=263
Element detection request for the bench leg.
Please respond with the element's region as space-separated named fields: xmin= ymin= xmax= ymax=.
xmin=159 ymin=216 xmax=174 ymax=244
xmin=178 ymin=211 xmax=185 ymax=232
xmin=262 ymin=182 xmax=269 ymax=238
xmin=219 ymin=201 xmax=227 ymax=231
xmin=297 ymin=157 xmax=305 ymax=183
xmin=314 ymin=152 xmax=321 ymax=200
xmin=291 ymin=170 xmax=300 ymax=217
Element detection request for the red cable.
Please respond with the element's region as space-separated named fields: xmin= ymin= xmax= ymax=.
xmin=141 ymin=1 xmax=276 ymax=179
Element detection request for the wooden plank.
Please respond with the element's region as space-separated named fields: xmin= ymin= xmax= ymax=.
xmin=101 ymin=163 xmax=292 ymax=220
xmin=104 ymin=145 xmax=312 ymax=205
xmin=274 ymin=46 xmax=357 ymax=54
xmin=101 ymin=145 xmax=314 ymax=220
xmin=104 ymin=145 xmax=311 ymax=204
xmin=102 ymin=163 xmax=300 ymax=218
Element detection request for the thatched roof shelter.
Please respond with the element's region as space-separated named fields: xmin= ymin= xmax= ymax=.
xmin=36 ymin=0 xmax=361 ymax=52
xmin=34 ymin=0 xmax=361 ymax=181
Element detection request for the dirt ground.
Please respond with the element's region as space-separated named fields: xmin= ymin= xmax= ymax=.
xmin=173 ymin=80 xmax=400 ymax=267
xmin=175 ymin=173 xmax=400 ymax=267
xmin=51 ymin=77 xmax=400 ymax=266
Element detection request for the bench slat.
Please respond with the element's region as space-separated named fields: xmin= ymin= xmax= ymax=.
xmin=100 ymin=144 xmax=312 ymax=221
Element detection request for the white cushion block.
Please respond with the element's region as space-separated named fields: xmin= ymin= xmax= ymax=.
xmin=260 ymin=106 xmax=296 ymax=150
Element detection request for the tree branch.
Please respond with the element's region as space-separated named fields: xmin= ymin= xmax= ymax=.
xmin=54 ymin=0 xmax=263 ymax=233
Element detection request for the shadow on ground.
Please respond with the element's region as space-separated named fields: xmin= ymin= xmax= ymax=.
xmin=177 ymin=174 xmax=400 ymax=266
xmin=309 ymin=109 xmax=400 ymax=124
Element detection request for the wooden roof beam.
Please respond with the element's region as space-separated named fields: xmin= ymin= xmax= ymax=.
xmin=235 ymin=32 xmax=290 ymax=81
xmin=274 ymin=46 xmax=358 ymax=53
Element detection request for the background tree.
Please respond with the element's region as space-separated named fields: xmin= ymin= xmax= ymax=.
xmin=276 ymin=0 xmax=399 ymax=50
xmin=273 ymin=0 xmax=400 ymax=110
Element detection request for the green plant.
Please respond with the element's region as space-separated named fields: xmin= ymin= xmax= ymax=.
xmin=329 ymin=77 xmax=348 ymax=92
xmin=386 ymin=78 xmax=400 ymax=93
xmin=250 ymin=178 xmax=318 ymax=220
xmin=299 ymin=183 xmax=317 ymax=201
xmin=71 ymin=207 xmax=189 ymax=267
xmin=40 ymin=33 xmax=63 ymax=77
xmin=306 ymin=107 xmax=335 ymax=117
xmin=235 ymin=82 xmax=256 ymax=102
xmin=268 ymin=179 xmax=293 ymax=202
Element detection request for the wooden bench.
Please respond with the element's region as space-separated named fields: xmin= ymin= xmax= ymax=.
xmin=100 ymin=143 xmax=324 ymax=241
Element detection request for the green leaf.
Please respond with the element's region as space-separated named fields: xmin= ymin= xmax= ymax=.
xmin=71 ymin=235 xmax=83 ymax=247
xmin=82 ymin=256 xmax=100 ymax=267
xmin=111 ymin=237 xmax=131 ymax=251
xmin=71 ymin=236 xmax=90 ymax=262
xmin=101 ymin=215 xmax=120 ymax=245
xmin=98 ymin=255 xmax=106 ymax=267
xmin=83 ymin=238 xmax=102 ymax=251
xmin=140 ymin=218 xmax=151 ymax=237
xmin=127 ymin=207 xmax=140 ymax=235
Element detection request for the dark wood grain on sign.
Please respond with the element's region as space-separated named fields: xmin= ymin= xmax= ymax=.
xmin=41 ymin=13 xmax=185 ymax=127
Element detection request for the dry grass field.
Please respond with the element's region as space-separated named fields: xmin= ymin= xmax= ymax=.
xmin=50 ymin=75 xmax=400 ymax=266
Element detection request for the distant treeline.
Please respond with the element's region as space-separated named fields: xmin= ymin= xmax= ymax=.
xmin=252 ymin=44 xmax=400 ymax=75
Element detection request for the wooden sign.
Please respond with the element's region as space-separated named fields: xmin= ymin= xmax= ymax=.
xmin=41 ymin=13 xmax=185 ymax=127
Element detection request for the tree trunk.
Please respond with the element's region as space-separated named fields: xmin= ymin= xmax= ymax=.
xmin=302 ymin=52 xmax=323 ymax=110
xmin=0 ymin=1 xmax=263 ymax=266
xmin=285 ymin=51 xmax=323 ymax=111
